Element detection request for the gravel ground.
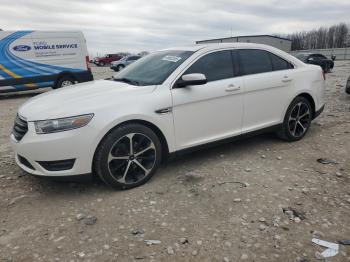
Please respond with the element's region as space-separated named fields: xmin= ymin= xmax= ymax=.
xmin=0 ymin=62 xmax=349 ymax=262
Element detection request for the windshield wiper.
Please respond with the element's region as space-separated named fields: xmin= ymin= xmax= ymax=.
xmin=113 ymin=77 xmax=140 ymax=86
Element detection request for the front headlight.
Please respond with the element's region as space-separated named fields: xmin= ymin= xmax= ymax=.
xmin=34 ymin=114 xmax=94 ymax=134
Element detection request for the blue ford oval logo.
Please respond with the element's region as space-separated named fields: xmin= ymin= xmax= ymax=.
xmin=13 ymin=45 xmax=31 ymax=52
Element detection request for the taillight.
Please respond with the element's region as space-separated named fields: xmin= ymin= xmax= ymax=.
xmin=322 ymin=71 xmax=326 ymax=80
xmin=86 ymin=56 xmax=91 ymax=71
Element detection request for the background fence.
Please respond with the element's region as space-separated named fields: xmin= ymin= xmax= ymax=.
xmin=289 ymin=48 xmax=350 ymax=60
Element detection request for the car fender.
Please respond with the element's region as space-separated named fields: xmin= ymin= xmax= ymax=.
xmin=88 ymin=113 xmax=175 ymax=168
xmin=282 ymin=90 xmax=317 ymax=120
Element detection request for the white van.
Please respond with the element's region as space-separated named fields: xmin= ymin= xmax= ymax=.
xmin=0 ymin=30 xmax=93 ymax=93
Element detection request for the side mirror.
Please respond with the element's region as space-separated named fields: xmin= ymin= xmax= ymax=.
xmin=176 ymin=73 xmax=207 ymax=88
xmin=307 ymin=57 xmax=314 ymax=62
xmin=331 ymin=55 xmax=336 ymax=61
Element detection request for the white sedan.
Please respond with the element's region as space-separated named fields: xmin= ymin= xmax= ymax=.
xmin=11 ymin=43 xmax=325 ymax=189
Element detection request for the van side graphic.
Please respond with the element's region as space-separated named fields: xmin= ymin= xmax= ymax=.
xmin=0 ymin=30 xmax=93 ymax=92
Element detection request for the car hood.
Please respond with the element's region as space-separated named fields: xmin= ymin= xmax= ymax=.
xmin=112 ymin=60 xmax=124 ymax=65
xmin=18 ymin=80 xmax=157 ymax=121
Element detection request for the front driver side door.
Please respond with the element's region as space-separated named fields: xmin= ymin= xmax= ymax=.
xmin=171 ymin=50 xmax=244 ymax=150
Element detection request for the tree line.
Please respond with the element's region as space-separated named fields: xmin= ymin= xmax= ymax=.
xmin=281 ymin=23 xmax=350 ymax=51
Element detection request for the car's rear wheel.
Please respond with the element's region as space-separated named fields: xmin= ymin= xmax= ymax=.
xmin=94 ymin=123 xmax=162 ymax=189
xmin=278 ymin=97 xmax=313 ymax=141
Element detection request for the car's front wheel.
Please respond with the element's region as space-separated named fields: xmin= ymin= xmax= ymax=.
xmin=278 ymin=97 xmax=313 ymax=141
xmin=94 ymin=123 xmax=162 ymax=189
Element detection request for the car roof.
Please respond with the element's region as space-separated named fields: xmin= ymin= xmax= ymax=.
xmin=160 ymin=42 xmax=284 ymax=52
xmin=298 ymin=53 xmax=325 ymax=56
xmin=160 ymin=43 xmax=305 ymax=67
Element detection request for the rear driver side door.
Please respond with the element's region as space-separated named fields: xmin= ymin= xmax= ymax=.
xmin=171 ymin=50 xmax=244 ymax=150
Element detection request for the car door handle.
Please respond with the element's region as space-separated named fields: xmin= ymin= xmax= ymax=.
xmin=282 ymin=76 xmax=293 ymax=83
xmin=225 ymin=85 xmax=241 ymax=92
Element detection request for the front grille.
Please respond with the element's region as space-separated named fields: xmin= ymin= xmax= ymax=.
xmin=18 ymin=155 xmax=35 ymax=170
xmin=12 ymin=114 xmax=28 ymax=141
xmin=37 ymin=159 xmax=76 ymax=171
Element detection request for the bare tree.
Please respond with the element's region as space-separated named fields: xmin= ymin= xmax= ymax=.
xmin=281 ymin=23 xmax=350 ymax=50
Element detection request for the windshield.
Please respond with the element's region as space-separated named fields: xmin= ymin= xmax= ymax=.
xmin=113 ymin=50 xmax=194 ymax=86
xmin=295 ymin=54 xmax=307 ymax=61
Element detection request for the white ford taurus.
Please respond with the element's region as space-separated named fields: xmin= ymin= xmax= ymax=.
xmin=11 ymin=43 xmax=325 ymax=189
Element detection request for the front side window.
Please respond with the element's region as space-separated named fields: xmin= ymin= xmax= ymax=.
xmin=238 ymin=49 xmax=272 ymax=75
xmin=184 ymin=50 xmax=234 ymax=82
xmin=315 ymin=54 xmax=327 ymax=59
xmin=310 ymin=54 xmax=320 ymax=61
xmin=128 ymin=56 xmax=140 ymax=61
xmin=113 ymin=50 xmax=194 ymax=86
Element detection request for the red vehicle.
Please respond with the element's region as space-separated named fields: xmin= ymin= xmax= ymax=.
xmin=94 ymin=54 xmax=123 ymax=66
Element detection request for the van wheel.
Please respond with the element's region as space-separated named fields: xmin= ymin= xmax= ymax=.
xmin=94 ymin=123 xmax=162 ymax=190
xmin=277 ymin=97 xmax=312 ymax=142
xmin=99 ymin=61 xmax=105 ymax=67
xmin=55 ymin=76 xmax=75 ymax=89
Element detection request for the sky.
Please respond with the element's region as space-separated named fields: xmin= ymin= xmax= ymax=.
xmin=0 ymin=0 xmax=349 ymax=56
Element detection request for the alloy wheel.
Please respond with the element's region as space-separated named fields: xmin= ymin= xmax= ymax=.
xmin=61 ymin=80 xmax=73 ymax=87
xmin=107 ymin=133 xmax=156 ymax=184
xmin=288 ymin=102 xmax=311 ymax=138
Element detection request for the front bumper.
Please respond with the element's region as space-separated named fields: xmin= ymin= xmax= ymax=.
xmin=11 ymin=122 xmax=97 ymax=177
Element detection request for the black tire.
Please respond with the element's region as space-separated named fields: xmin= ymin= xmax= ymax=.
xmin=54 ymin=76 xmax=75 ymax=89
xmin=277 ymin=96 xmax=313 ymax=142
xmin=99 ymin=61 xmax=105 ymax=67
xmin=94 ymin=123 xmax=162 ymax=190
xmin=116 ymin=65 xmax=125 ymax=72
xmin=324 ymin=63 xmax=330 ymax=73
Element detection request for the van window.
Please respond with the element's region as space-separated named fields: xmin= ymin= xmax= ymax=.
xmin=184 ymin=50 xmax=234 ymax=82
xmin=269 ymin=53 xmax=294 ymax=71
xmin=238 ymin=49 xmax=272 ymax=75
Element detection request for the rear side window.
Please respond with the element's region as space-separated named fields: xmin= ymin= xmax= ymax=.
xmin=269 ymin=53 xmax=294 ymax=71
xmin=238 ymin=49 xmax=272 ymax=75
xmin=313 ymin=54 xmax=326 ymax=60
xmin=185 ymin=50 xmax=234 ymax=82
xmin=128 ymin=56 xmax=140 ymax=61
